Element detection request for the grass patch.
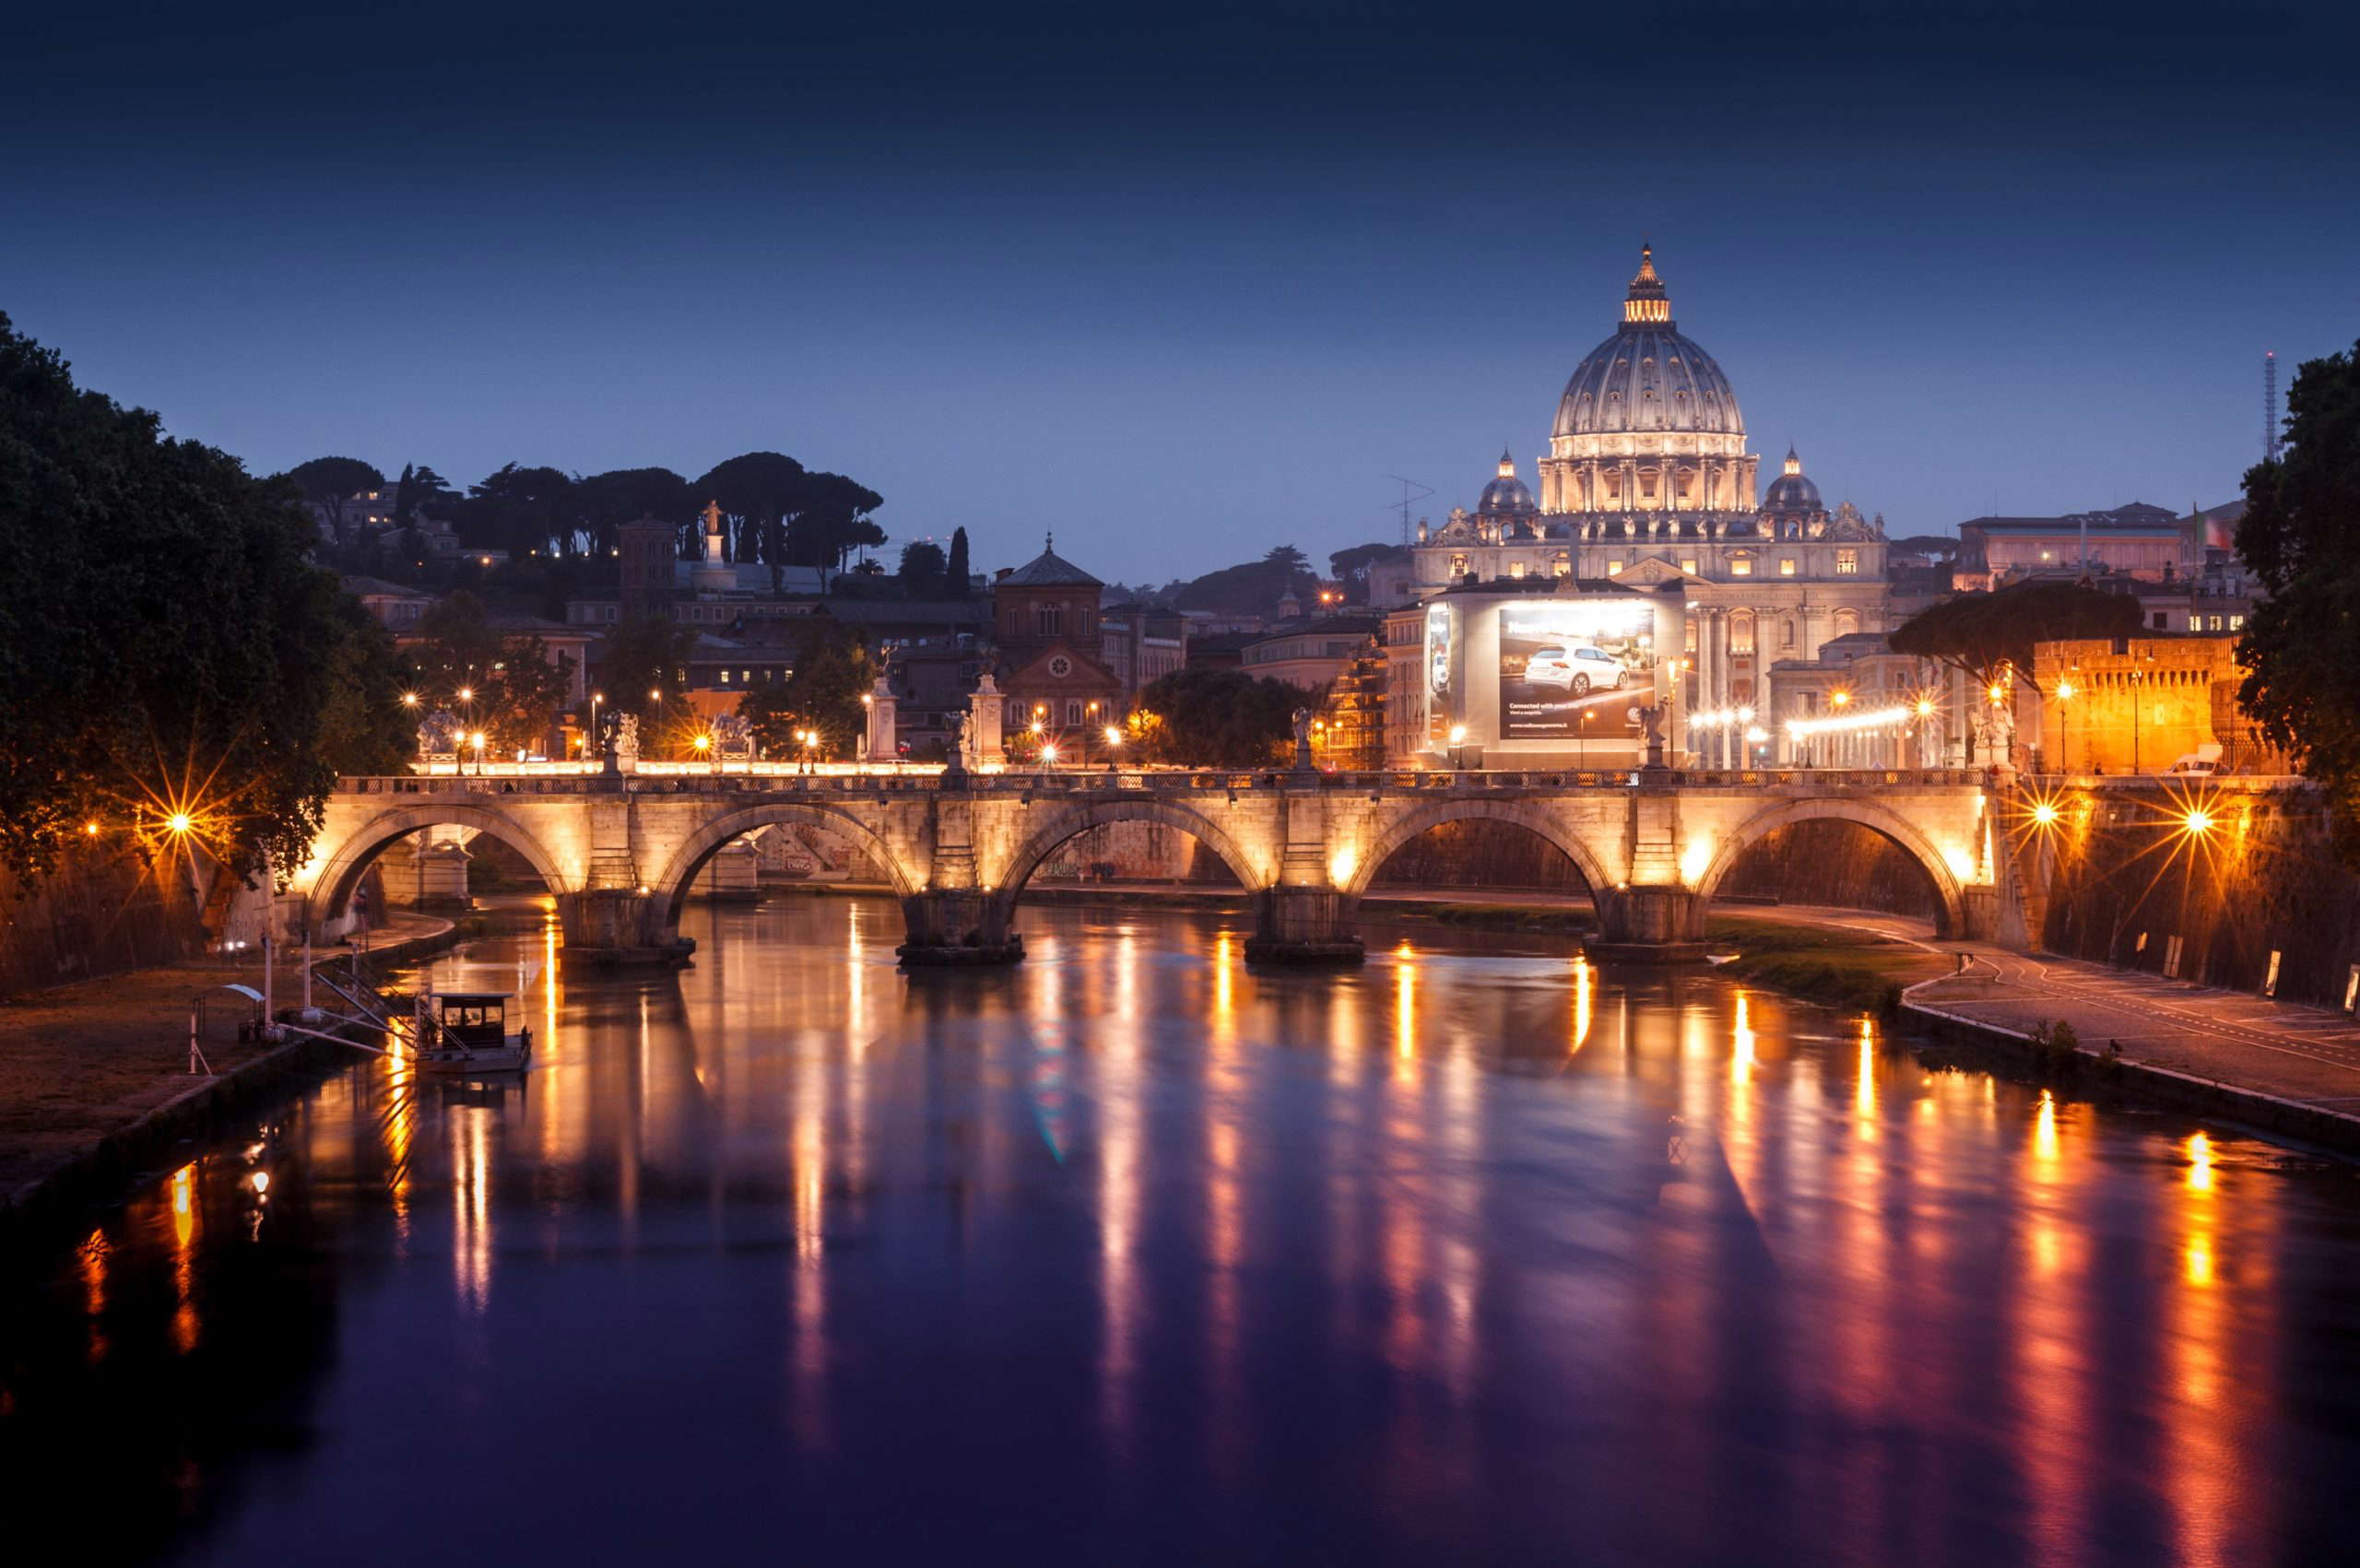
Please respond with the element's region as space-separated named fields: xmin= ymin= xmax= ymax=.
xmin=1705 ymin=915 xmax=1935 ymax=1015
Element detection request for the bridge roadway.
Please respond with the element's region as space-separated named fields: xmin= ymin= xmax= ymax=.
xmin=300 ymin=764 xmax=1999 ymax=967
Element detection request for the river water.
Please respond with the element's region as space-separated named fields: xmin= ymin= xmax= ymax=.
xmin=5 ymin=898 xmax=2357 ymax=1565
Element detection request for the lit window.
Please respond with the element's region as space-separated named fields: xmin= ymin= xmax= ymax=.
xmin=1730 ymin=555 xmax=1752 ymax=576
xmin=1508 ymin=560 xmax=1527 ymax=579
xmin=1730 ymin=613 xmax=1755 ymax=654
xmin=1779 ymin=558 xmax=1798 ymax=576
xmin=718 ymin=669 xmax=730 ymax=685
xmin=1681 ymin=558 xmax=1699 ymax=575
xmin=1835 ymin=549 xmax=1858 ymax=575
xmin=2229 ymin=615 xmax=2244 ymax=630
xmin=1607 ymin=559 xmax=1624 ymax=575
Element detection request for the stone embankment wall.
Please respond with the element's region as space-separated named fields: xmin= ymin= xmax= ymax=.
xmin=2036 ymin=784 xmax=2360 ymax=1011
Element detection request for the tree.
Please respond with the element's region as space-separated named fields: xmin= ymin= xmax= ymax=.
xmin=459 ymin=464 xmax=577 ymax=557
xmin=2236 ymin=339 xmax=2360 ymax=860
xmin=695 ymin=451 xmax=808 ymax=575
xmin=1171 ymin=547 xmax=1320 ymax=621
xmin=1130 ymin=666 xmax=1314 ymax=768
xmin=790 ymin=470 xmax=886 ymax=574
xmin=576 ymin=466 xmax=692 ymax=560
xmin=406 ymin=591 xmax=572 ymax=753
xmin=944 ymin=525 xmax=973 ymax=597
xmin=1890 ymin=579 xmax=2142 ymax=694
xmin=897 ymin=539 xmax=948 ymax=598
xmin=0 ymin=313 xmax=378 ymax=882
xmin=315 ymin=598 xmax=416 ymax=775
xmin=737 ymin=621 xmax=878 ymax=759
xmin=595 ymin=613 xmax=700 ymax=749
xmin=1329 ymin=541 xmax=1410 ymax=604
xmin=284 ymin=455 xmax=385 ymax=546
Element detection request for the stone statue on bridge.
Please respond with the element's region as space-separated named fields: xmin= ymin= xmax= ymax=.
xmin=945 ymin=711 xmax=969 ymax=779
xmin=1292 ymin=707 xmax=1315 ymax=771
xmin=417 ymin=710 xmax=461 ymax=769
xmin=614 ymin=713 xmax=641 ymax=773
xmin=712 ymin=712 xmax=753 ymax=763
xmin=1634 ymin=703 xmax=1669 ymax=772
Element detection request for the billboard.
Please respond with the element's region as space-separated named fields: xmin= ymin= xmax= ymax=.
xmin=1424 ymin=602 xmax=1455 ymax=747
xmin=1497 ymin=599 xmax=1658 ymax=742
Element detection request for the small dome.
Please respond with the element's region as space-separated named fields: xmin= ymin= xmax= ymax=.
xmin=1477 ymin=449 xmax=1538 ymax=516
xmin=1761 ymin=446 xmax=1822 ymax=515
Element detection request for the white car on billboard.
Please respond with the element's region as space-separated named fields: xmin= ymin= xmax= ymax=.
xmin=1522 ymin=644 xmax=1627 ymax=695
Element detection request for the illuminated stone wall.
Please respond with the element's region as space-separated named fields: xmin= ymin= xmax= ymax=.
xmin=2036 ymin=783 xmax=2360 ymax=1009
xmin=2034 ymin=636 xmax=2248 ymax=775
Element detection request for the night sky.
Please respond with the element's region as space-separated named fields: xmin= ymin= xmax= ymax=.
xmin=6 ymin=1 xmax=2354 ymax=580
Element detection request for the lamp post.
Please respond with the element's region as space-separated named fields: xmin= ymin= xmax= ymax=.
xmin=469 ymin=730 xmax=487 ymax=776
xmin=588 ymin=691 xmax=603 ymax=767
xmin=1103 ymin=725 xmax=1123 ymax=773
xmin=2054 ymin=678 xmax=2076 ymax=775
xmin=1447 ymin=723 xmax=1469 ymax=772
xmin=2130 ymin=670 xmax=2144 ymax=774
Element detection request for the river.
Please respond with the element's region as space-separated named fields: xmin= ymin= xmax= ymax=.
xmin=4 ymin=897 xmax=2356 ymax=1564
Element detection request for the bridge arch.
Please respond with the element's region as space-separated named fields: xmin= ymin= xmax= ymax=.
xmin=652 ymin=802 xmax=922 ymax=932
xmin=1692 ymin=796 xmax=1970 ymax=937
xmin=1338 ymin=796 xmax=1615 ymax=919
xmin=306 ymin=804 xmax=568 ymax=932
xmin=987 ymin=798 xmax=1268 ymax=924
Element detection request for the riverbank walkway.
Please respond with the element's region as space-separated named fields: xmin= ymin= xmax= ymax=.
xmin=0 ymin=911 xmax=449 ymax=1203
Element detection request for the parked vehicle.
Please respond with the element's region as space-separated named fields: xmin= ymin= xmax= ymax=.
xmin=2161 ymin=743 xmax=2224 ymax=778
xmin=1524 ymin=644 xmax=1628 ymax=695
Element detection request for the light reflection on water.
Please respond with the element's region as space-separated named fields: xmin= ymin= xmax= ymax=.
xmin=3 ymin=896 xmax=2357 ymax=1565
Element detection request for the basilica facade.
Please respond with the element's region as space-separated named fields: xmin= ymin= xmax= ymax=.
xmin=1407 ymin=248 xmax=1893 ymax=766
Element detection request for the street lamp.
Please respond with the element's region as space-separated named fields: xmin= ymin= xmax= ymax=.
xmin=1448 ymin=722 xmax=1468 ymax=771
xmin=1103 ymin=725 xmax=1123 ymax=772
xmin=587 ymin=691 xmax=603 ymax=764
xmin=1040 ymin=741 xmax=1059 ymax=771
xmin=469 ymin=730 xmax=486 ymax=776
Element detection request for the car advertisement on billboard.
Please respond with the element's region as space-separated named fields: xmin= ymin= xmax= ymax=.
xmin=1498 ymin=599 xmax=1657 ymax=741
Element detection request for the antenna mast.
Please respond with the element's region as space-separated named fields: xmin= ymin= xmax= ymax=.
xmin=2263 ymin=350 xmax=2281 ymax=463
xmin=1386 ymin=476 xmax=1434 ymax=548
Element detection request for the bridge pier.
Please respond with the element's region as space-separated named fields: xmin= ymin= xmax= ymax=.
xmin=1587 ymin=886 xmax=1706 ymax=962
xmin=1245 ymin=887 xmax=1365 ymax=965
xmin=557 ymin=890 xmax=696 ymax=971
xmin=896 ymin=889 xmax=1024 ymax=967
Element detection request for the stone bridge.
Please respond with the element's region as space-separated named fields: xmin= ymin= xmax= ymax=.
xmin=295 ymin=766 xmax=2002 ymax=966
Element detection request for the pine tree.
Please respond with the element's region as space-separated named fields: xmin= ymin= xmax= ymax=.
xmin=945 ymin=526 xmax=972 ymax=598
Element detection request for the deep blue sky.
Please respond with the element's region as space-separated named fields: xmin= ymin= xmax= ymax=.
xmin=6 ymin=1 xmax=2354 ymax=581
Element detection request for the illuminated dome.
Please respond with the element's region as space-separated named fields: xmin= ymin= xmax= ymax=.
xmin=1537 ymin=246 xmax=1759 ymax=518
xmin=1476 ymin=449 xmax=1538 ymax=516
xmin=1551 ymin=246 xmax=1744 ymax=441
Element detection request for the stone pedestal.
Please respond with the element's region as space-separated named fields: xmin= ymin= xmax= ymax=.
xmin=1587 ymin=885 xmax=1705 ymax=962
xmin=897 ymin=889 xmax=1024 ymax=966
xmin=1245 ymin=887 xmax=1364 ymax=965
xmin=415 ymin=839 xmax=472 ymax=908
xmin=557 ymin=890 xmax=695 ymax=969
